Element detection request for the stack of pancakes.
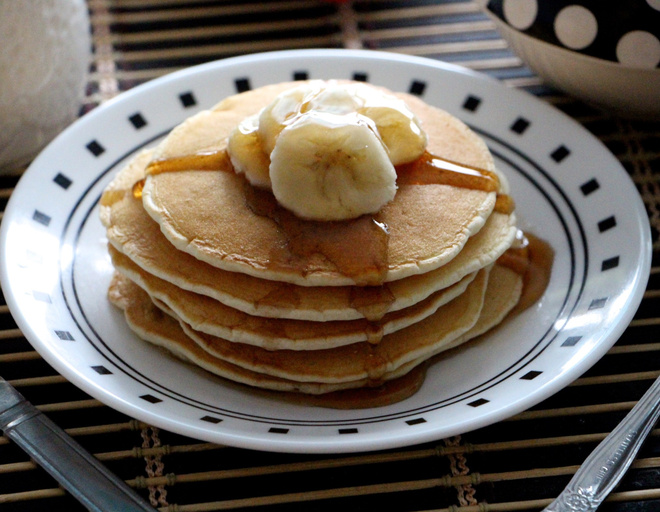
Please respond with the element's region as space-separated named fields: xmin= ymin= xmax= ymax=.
xmin=100 ymin=81 xmax=527 ymax=405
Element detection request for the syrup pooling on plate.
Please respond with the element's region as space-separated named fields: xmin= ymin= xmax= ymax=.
xmin=497 ymin=230 xmax=554 ymax=313
xmin=261 ymin=361 xmax=428 ymax=410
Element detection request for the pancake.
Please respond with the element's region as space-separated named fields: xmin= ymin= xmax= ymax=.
xmin=110 ymin=245 xmax=476 ymax=350
xmin=101 ymin=149 xmax=516 ymax=321
xmin=168 ymin=268 xmax=487 ymax=384
xmin=100 ymin=79 xmax=549 ymax=406
xmin=109 ymin=267 xmax=486 ymax=385
xmin=140 ymin=81 xmax=503 ymax=286
xmin=108 ymin=272 xmax=382 ymax=395
xmin=108 ymin=261 xmax=522 ymax=397
xmin=405 ymin=263 xmax=523 ymax=370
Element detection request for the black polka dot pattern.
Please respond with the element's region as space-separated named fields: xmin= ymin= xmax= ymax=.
xmin=129 ymin=112 xmax=147 ymax=129
xmin=486 ymin=0 xmax=660 ymax=67
xmin=86 ymin=140 xmax=105 ymax=157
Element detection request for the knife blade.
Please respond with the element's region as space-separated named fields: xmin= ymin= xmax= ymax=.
xmin=0 ymin=376 xmax=156 ymax=511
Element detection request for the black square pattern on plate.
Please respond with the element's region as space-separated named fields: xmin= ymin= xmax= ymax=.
xmin=179 ymin=91 xmax=197 ymax=108
xmin=201 ymin=415 xmax=223 ymax=424
xmin=580 ymin=178 xmax=600 ymax=196
xmin=33 ymin=210 xmax=51 ymax=226
xmin=468 ymin=398 xmax=489 ymax=407
xmin=510 ymin=117 xmax=530 ymax=134
xmin=520 ymin=370 xmax=542 ymax=380
xmin=339 ymin=428 xmax=358 ymax=435
xmin=293 ymin=71 xmax=308 ymax=80
xmin=91 ymin=365 xmax=113 ymax=375
xmin=235 ymin=78 xmax=251 ymax=92
xmin=462 ymin=95 xmax=481 ymax=112
xmin=55 ymin=330 xmax=75 ymax=341
xmin=86 ymin=140 xmax=105 ymax=157
xmin=269 ymin=427 xmax=289 ymax=434
xmin=140 ymin=394 xmax=163 ymax=404
xmin=550 ymin=145 xmax=570 ymax=163
xmin=589 ymin=298 xmax=608 ymax=310
xmin=53 ymin=173 xmax=72 ymax=189
xmin=352 ymin=72 xmax=368 ymax=82
xmin=598 ymin=216 xmax=617 ymax=233
xmin=409 ymin=80 xmax=426 ymax=96
xmin=129 ymin=112 xmax=147 ymax=129
xmin=601 ymin=256 xmax=620 ymax=271
xmin=406 ymin=418 xmax=427 ymax=426
xmin=562 ymin=336 xmax=582 ymax=347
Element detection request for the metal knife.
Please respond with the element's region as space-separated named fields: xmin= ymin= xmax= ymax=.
xmin=0 ymin=376 xmax=156 ymax=511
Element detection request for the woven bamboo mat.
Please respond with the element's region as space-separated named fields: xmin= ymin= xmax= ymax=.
xmin=1 ymin=1 xmax=659 ymax=510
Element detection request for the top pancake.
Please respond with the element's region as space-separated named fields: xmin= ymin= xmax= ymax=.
xmin=140 ymin=81 xmax=501 ymax=286
xmin=100 ymin=149 xmax=516 ymax=321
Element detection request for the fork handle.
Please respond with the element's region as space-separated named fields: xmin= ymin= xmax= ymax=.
xmin=544 ymin=375 xmax=660 ymax=512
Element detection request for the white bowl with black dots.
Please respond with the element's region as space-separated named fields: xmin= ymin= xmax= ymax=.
xmin=479 ymin=0 xmax=660 ymax=120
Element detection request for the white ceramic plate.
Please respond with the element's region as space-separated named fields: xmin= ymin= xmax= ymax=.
xmin=0 ymin=49 xmax=651 ymax=453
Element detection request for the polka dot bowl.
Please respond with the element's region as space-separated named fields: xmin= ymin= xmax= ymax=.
xmin=479 ymin=0 xmax=660 ymax=120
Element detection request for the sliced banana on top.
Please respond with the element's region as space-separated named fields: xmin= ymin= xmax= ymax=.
xmin=226 ymin=80 xmax=428 ymax=221
xmin=269 ymin=111 xmax=397 ymax=221
xmin=258 ymin=81 xmax=324 ymax=155
xmin=358 ymin=105 xmax=427 ymax=166
xmin=227 ymin=114 xmax=271 ymax=188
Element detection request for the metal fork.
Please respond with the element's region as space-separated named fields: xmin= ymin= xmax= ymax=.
xmin=543 ymin=374 xmax=660 ymax=512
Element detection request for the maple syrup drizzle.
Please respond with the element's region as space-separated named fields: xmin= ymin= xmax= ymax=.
xmin=397 ymin=151 xmax=514 ymax=214
xmin=123 ymin=148 xmax=552 ymax=409
xmin=397 ymin=152 xmax=499 ymax=191
xmin=494 ymin=194 xmax=515 ymax=215
xmin=497 ymin=230 xmax=554 ymax=313
xmin=242 ymin=180 xmax=390 ymax=286
xmin=132 ymin=149 xmax=232 ymax=198
xmin=349 ymin=284 xmax=396 ymax=322
xmin=255 ymin=362 xmax=428 ymax=410
xmin=130 ymin=148 xmax=514 ymax=287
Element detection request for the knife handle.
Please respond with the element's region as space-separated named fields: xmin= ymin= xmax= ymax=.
xmin=0 ymin=400 xmax=155 ymax=512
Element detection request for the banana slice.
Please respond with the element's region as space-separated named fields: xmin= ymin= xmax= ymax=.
xmin=227 ymin=80 xmax=428 ymax=221
xmin=258 ymin=81 xmax=324 ymax=155
xmin=226 ymin=114 xmax=271 ymax=188
xmin=358 ymin=105 xmax=427 ymax=165
xmin=269 ymin=111 xmax=397 ymax=221
xmin=304 ymin=82 xmax=360 ymax=115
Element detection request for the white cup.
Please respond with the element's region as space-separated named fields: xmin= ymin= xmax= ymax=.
xmin=0 ymin=0 xmax=91 ymax=172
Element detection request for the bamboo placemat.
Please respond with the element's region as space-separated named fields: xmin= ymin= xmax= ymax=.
xmin=1 ymin=1 xmax=659 ymax=510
